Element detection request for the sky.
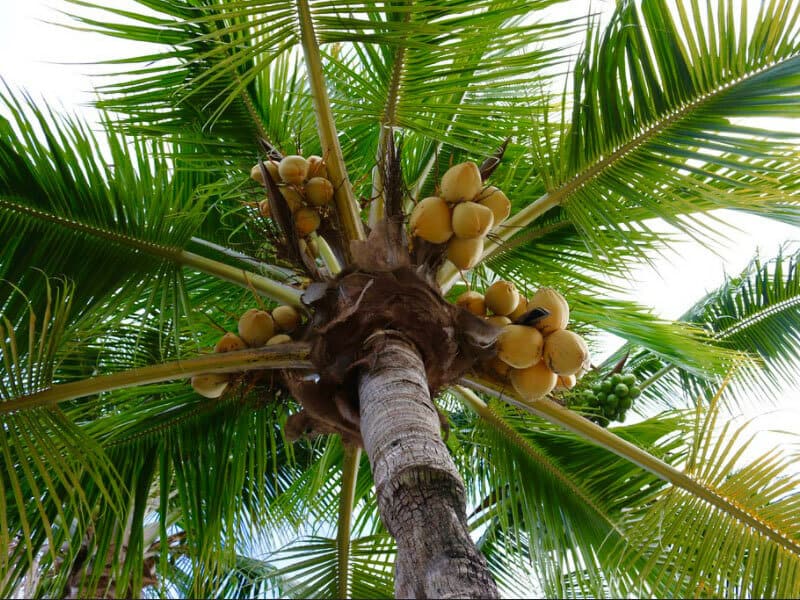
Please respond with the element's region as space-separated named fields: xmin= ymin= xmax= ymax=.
xmin=0 ymin=1 xmax=797 ymax=453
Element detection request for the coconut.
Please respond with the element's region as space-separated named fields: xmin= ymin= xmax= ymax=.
xmin=486 ymin=315 xmax=512 ymax=328
xmin=307 ymin=155 xmax=328 ymax=179
xmin=510 ymin=361 xmax=558 ymax=401
xmin=446 ymin=236 xmax=484 ymax=270
xmin=455 ymin=290 xmax=486 ymax=316
xmin=486 ymin=356 xmax=511 ymax=378
xmin=485 ymin=280 xmax=519 ymax=316
xmin=267 ymin=334 xmax=292 ymax=345
xmin=258 ymin=199 xmax=271 ymax=219
xmin=272 ymin=305 xmax=301 ymax=332
xmin=496 ymin=324 xmax=544 ymax=369
xmin=250 ymin=163 xmax=264 ymax=184
xmin=191 ymin=373 xmax=230 ymax=399
xmin=279 ymin=185 xmax=305 ymax=213
xmin=305 ymin=177 xmax=334 ymax=206
xmin=527 ymin=288 xmax=569 ymax=335
xmin=440 ymin=161 xmax=483 ymax=203
xmin=409 ymin=196 xmax=453 ymax=244
xmin=214 ymin=332 xmax=247 ymax=353
xmin=278 ymin=155 xmax=309 ymax=185
xmin=477 ymin=186 xmax=511 ymax=225
xmin=451 ymin=201 xmax=494 ymax=239
xmin=543 ymin=329 xmax=590 ymax=376
xmin=555 ymin=374 xmax=576 ymax=390
xmin=238 ymin=308 xmax=275 ymax=347
xmin=294 ymin=207 xmax=321 ymax=236
xmin=251 ymin=161 xmax=280 ymax=184
xmin=508 ymin=296 xmax=529 ymax=321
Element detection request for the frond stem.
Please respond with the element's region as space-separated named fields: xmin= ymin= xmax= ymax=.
xmin=0 ymin=343 xmax=312 ymax=414
xmin=296 ymin=0 xmax=365 ymax=251
xmin=460 ymin=373 xmax=800 ymax=556
xmin=337 ymin=445 xmax=361 ymax=598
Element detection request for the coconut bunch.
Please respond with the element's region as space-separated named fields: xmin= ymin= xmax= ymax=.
xmin=250 ymin=154 xmax=332 ymax=236
xmin=458 ymin=282 xmax=590 ymax=402
xmin=409 ymin=161 xmax=512 ymax=270
xmin=572 ymin=372 xmax=641 ymax=425
xmin=190 ymin=304 xmax=303 ymax=399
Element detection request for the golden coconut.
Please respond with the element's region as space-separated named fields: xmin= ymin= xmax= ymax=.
xmin=446 ymin=236 xmax=484 ymax=270
xmin=485 ymin=280 xmax=519 ymax=316
xmin=258 ymin=199 xmax=271 ymax=219
xmin=251 ymin=161 xmax=280 ymax=184
xmin=455 ymin=290 xmax=486 ymax=316
xmin=307 ymin=155 xmax=328 ymax=179
xmin=267 ymin=334 xmax=292 ymax=345
xmin=278 ymin=155 xmax=309 ymax=185
xmin=294 ymin=207 xmax=321 ymax=236
xmin=510 ymin=361 xmax=558 ymax=401
xmin=191 ymin=373 xmax=230 ymax=399
xmin=214 ymin=332 xmax=247 ymax=353
xmin=440 ymin=161 xmax=482 ymax=203
xmin=451 ymin=201 xmax=494 ymax=239
xmin=238 ymin=308 xmax=275 ymax=347
xmin=555 ymin=374 xmax=576 ymax=390
xmin=272 ymin=305 xmax=301 ymax=332
xmin=543 ymin=329 xmax=590 ymax=376
xmin=527 ymin=287 xmax=569 ymax=335
xmin=496 ymin=324 xmax=544 ymax=369
xmin=508 ymin=296 xmax=529 ymax=321
xmin=486 ymin=356 xmax=511 ymax=378
xmin=409 ymin=196 xmax=453 ymax=244
xmin=250 ymin=163 xmax=264 ymax=184
xmin=279 ymin=185 xmax=304 ymax=213
xmin=486 ymin=315 xmax=512 ymax=327
xmin=305 ymin=177 xmax=334 ymax=206
xmin=477 ymin=186 xmax=511 ymax=225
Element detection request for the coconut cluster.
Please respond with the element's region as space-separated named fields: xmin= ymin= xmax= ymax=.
xmin=573 ymin=372 xmax=640 ymax=425
xmin=460 ymin=282 xmax=590 ymax=402
xmin=250 ymin=155 xmax=332 ymax=236
xmin=409 ymin=161 xmax=512 ymax=270
xmin=190 ymin=304 xmax=303 ymax=399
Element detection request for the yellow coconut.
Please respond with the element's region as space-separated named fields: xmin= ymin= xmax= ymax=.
xmin=455 ymin=290 xmax=486 ymax=316
xmin=451 ymin=201 xmax=494 ymax=239
xmin=555 ymin=374 xmax=576 ymax=390
xmin=486 ymin=315 xmax=512 ymax=327
xmin=508 ymin=296 xmax=529 ymax=321
xmin=250 ymin=163 xmax=264 ymax=184
xmin=294 ymin=207 xmax=321 ymax=236
xmin=267 ymin=334 xmax=292 ymax=345
xmin=272 ymin=305 xmax=301 ymax=332
xmin=191 ymin=373 xmax=230 ymax=399
xmin=305 ymin=177 xmax=334 ymax=206
xmin=446 ymin=236 xmax=484 ymax=270
xmin=527 ymin=287 xmax=569 ymax=335
xmin=307 ymin=155 xmax=328 ymax=179
xmin=215 ymin=332 xmax=247 ymax=353
xmin=251 ymin=161 xmax=280 ymax=184
xmin=543 ymin=329 xmax=590 ymax=376
xmin=238 ymin=308 xmax=275 ymax=347
xmin=510 ymin=361 xmax=558 ymax=401
xmin=409 ymin=196 xmax=453 ymax=244
xmin=258 ymin=199 xmax=271 ymax=219
xmin=477 ymin=186 xmax=511 ymax=225
xmin=485 ymin=280 xmax=519 ymax=316
xmin=278 ymin=185 xmax=304 ymax=213
xmin=278 ymin=155 xmax=309 ymax=185
xmin=440 ymin=161 xmax=483 ymax=203
xmin=486 ymin=356 xmax=511 ymax=378
xmin=496 ymin=324 xmax=544 ymax=369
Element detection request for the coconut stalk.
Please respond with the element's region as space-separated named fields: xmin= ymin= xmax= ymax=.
xmin=296 ymin=0 xmax=365 ymax=251
xmin=0 ymin=343 xmax=311 ymax=414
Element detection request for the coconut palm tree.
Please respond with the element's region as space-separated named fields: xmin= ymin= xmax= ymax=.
xmin=2 ymin=0 xmax=800 ymax=597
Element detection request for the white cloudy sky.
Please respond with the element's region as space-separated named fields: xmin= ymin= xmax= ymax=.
xmin=0 ymin=1 xmax=798 ymax=448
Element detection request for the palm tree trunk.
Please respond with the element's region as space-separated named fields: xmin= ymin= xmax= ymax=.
xmin=358 ymin=331 xmax=498 ymax=599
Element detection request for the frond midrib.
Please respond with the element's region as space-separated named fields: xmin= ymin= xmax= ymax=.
xmin=715 ymin=294 xmax=800 ymax=340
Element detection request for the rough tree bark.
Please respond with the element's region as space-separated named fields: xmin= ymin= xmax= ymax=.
xmin=358 ymin=331 xmax=499 ymax=599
